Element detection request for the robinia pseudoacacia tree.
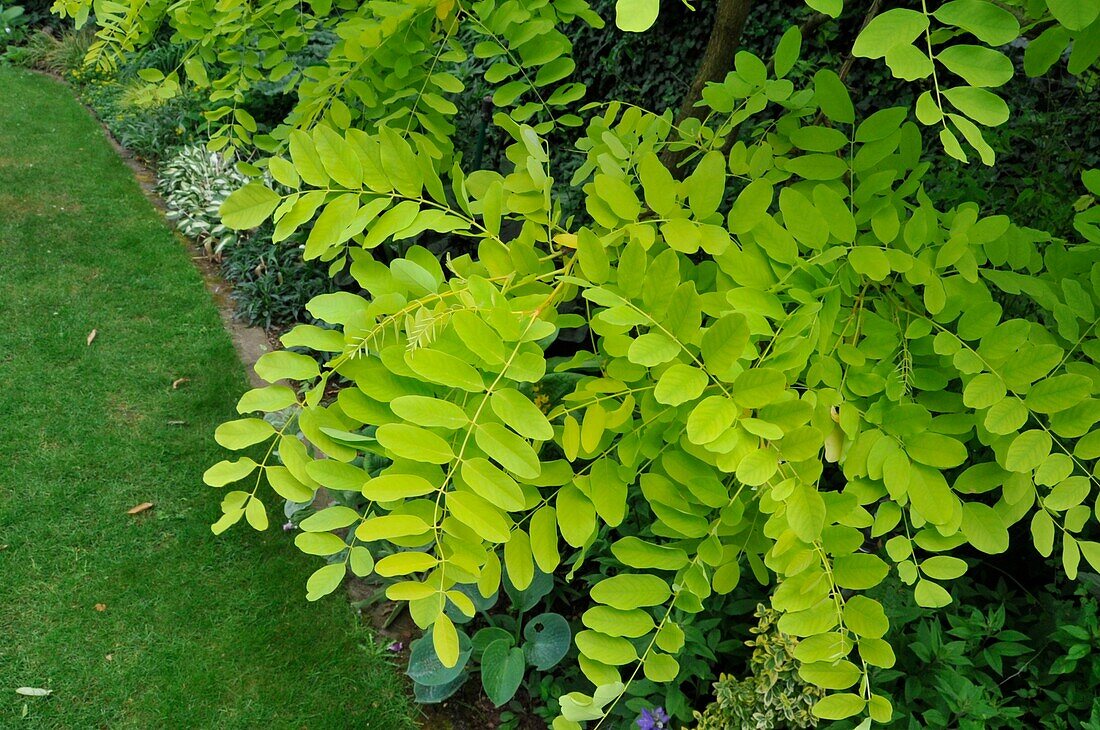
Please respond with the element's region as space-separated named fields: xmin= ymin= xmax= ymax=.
xmin=52 ymin=0 xmax=1100 ymax=725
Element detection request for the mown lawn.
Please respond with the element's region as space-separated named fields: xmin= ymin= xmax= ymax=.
xmin=0 ymin=67 xmax=416 ymax=729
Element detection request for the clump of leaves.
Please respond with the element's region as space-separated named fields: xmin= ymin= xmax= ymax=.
xmin=4 ymin=26 xmax=90 ymax=72
xmin=219 ymin=229 xmax=335 ymax=329
xmin=0 ymin=3 xmax=28 ymax=51
xmin=158 ymin=143 xmax=249 ymax=255
xmin=691 ymin=604 xmax=822 ymax=730
xmin=59 ymin=0 xmax=1100 ymax=726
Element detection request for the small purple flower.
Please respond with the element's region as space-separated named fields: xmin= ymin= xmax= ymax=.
xmin=636 ymin=707 xmax=670 ymax=730
xmin=387 ymin=641 xmax=404 ymax=652
xmin=282 ymin=521 xmax=295 ymax=532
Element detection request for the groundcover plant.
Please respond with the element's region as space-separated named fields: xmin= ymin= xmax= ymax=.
xmin=48 ymin=0 xmax=1100 ymax=725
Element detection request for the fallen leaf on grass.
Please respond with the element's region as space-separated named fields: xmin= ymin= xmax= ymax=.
xmin=171 ymin=377 xmax=190 ymax=389
xmin=105 ymin=654 xmax=113 ymax=662
xmin=94 ymin=603 xmax=107 ymax=612
xmin=86 ymin=329 xmax=97 ymax=346
xmin=127 ymin=502 xmax=154 ymax=515
xmin=16 ymin=688 xmax=51 ymax=697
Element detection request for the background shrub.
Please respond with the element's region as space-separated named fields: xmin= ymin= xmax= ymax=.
xmin=159 ymin=143 xmax=249 ymax=255
xmin=219 ymin=229 xmax=336 ymax=329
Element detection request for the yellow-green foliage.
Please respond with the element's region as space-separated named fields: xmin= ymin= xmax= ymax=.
xmin=50 ymin=0 xmax=1100 ymax=726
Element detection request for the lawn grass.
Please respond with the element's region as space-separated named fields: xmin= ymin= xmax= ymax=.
xmin=0 ymin=67 xmax=417 ymax=729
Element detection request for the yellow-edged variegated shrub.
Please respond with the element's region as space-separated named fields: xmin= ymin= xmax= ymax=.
xmin=55 ymin=0 xmax=1100 ymax=725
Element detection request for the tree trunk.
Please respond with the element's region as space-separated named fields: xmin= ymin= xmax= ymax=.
xmin=662 ymin=0 xmax=754 ymax=174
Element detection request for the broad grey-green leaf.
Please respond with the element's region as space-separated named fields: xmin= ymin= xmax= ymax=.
xmin=524 ymin=612 xmax=571 ymax=670
xmin=481 ymin=639 xmax=525 ymax=706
